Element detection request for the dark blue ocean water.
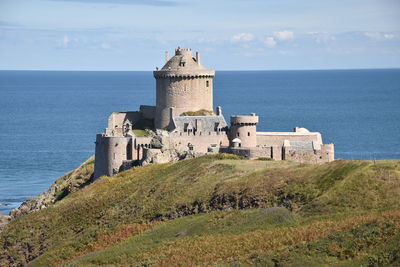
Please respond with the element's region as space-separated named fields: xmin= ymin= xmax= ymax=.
xmin=0 ymin=70 xmax=399 ymax=214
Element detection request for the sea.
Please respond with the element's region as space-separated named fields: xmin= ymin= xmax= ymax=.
xmin=0 ymin=69 xmax=399 ymax=215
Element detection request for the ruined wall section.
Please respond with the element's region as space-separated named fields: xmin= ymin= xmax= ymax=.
xmin=133 ymin=136 xmax=153 ymax=160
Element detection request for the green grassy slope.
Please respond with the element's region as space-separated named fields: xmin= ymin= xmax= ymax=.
xmin=0 ymin=155 xmax=399 ymax=266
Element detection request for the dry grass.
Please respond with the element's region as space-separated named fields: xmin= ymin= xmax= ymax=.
xmin=144 ymin=210 xmax=400 ymax=266
xmin=1 ymin=156 xmax=399 ymax=267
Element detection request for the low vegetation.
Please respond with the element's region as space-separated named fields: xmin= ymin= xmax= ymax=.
xmin=0 ymin=155 xmax=399 ymax=266
xmin=132 ymin=129 xmax=151 ymax=137
xmin=180 ymin=109 xmax=214 ymax=116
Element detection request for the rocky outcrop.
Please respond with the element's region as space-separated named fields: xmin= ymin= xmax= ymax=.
xmin=141 ymin=148 xmax=198 ymax=165
xmin=9 ymin=157 xmax=95 ymax=220
xmin=0 ymin=212 xmax=10 ymax=232
xmin=149 ymin=129 xmax=174 ymax=150
xmin=142 ymin=130 xmax=201 ymax=165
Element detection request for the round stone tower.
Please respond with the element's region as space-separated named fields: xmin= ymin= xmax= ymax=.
xmin=153 ymin=48 xmax=215 ymax=129
xmin=230 ymin=113 xmax=259 ymax=148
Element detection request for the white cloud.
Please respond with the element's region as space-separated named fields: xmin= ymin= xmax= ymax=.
xmin=383 ymin=33 xmax=395 ymax=40
xmin=264 ymin=37 xmax=276 ymax=47
xmin=364 ymin=32 xmax=396 ymax=40
xmin=273 ymin=30 xmax=294 ymax=41
xmin=231 ymin=33 xmax=254 ymax=42
xmin=364 ymin=32 xmax=382 ymax=40
xmin=308 ymin=32 xmax=336 ymax=43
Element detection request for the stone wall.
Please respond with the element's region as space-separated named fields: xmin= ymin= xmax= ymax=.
xmin=133 ymin=136 xmax=152 ymax=160
xmin=107 ymin=111 xmax=142 ymax=136
xmin=170 ymin=131 xmax=229 ymax=153
xmin=140 ymin=105 xmax=156 ymax=120
xmin=257 ymin=132 xmax=323 ymax=147
xmin=229 ymin=114 xmax=258 ymax=147
xmin=94 ymin=135 xmax=131 ymax=179
xmin=154 ymin=76 xmax=214 ymax=129
xmin=283 ymin=144 xmax=335 ymax=163
xmin=271 ymin=146 xmax=283 ymax=160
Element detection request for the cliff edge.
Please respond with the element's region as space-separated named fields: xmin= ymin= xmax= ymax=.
xmin=9 ymin=157 xmax=94 ymax=220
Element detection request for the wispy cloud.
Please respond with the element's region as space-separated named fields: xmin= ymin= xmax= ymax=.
xmin=364 ymin=31 xmax=397 ymax=40
xmin=231 ymin=33 xmax=254 ymax=42
xmin=59 ymin=35 xmax=71 ymax=48
xmin=307 ymin=32 xmax=336 ymax=43
xmin=48 ymin=0 xmax=180 ymax=6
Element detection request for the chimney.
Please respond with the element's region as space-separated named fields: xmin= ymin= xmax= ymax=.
xmin=216 ymin=106 xmax=222 ymax=116
xmin=165 ymin=51 xmax=170 ymax=62
xmin=170 ymin=107 xmax=175 ymax=119
xmin=196 ymin=51 xmax=200 ymax=65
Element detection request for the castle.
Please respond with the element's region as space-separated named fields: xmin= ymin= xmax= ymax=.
xmin=94 ymin=48 xmax=334 ymax=179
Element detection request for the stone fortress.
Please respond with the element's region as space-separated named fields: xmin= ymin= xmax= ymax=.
xmin=94 ymin=48 xmax=334 ymax=179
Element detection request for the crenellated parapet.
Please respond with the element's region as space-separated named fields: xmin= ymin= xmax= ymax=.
xmin=230 ymin=114 xmax=259 ymax=126
xmin=153 ymin=71 xmax=214 ymax=79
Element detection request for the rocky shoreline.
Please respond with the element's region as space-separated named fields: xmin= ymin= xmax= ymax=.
xmin=8 ymin=157 xmax=95 ymax=221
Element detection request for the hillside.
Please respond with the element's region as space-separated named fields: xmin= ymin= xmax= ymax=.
xmin=0 ymin=155 xmax=399 ymax=266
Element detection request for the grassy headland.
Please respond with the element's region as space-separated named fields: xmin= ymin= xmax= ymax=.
xmin=0 ymin=154 xmax=399 ymax=266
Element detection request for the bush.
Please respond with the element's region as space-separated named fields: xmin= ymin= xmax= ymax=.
xmin=257 ymin=157 xmax=273 ymax=161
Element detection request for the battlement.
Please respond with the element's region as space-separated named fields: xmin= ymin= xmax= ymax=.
xmin=230 ymin=113 xmax=259 ymax=126
xmin=175 ymin=48 xmax=192 ymax=56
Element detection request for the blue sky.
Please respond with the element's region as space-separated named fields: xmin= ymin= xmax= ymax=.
xmin=0 ymin=0 xmax=399 ymax=70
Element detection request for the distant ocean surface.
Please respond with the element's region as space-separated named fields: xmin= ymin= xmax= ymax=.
xmin=1 ymin=69 xmax=399 ymax=214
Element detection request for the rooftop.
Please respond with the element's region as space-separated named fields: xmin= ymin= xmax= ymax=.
xmin=154 ymin=47 xmax=215 ymax=77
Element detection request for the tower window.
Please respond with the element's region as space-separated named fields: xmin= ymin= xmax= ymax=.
xmin=237 ymin=132 xmax=240 ymax=137
xmin=248 ymin=132 xmax=250 ymax=136
xmin=206 ymin=80 xmax=209 ymax=87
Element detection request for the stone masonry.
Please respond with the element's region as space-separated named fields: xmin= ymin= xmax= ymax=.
xmin=94 ymin=48 xmax=335 ymax=179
